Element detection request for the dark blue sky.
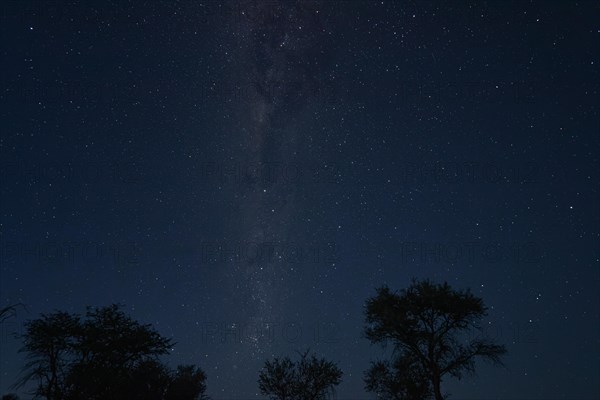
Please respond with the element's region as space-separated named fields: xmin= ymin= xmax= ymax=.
xmin=0 ymin=0 xmax=598 ymax=398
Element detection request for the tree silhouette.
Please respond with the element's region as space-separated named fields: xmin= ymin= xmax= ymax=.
xmin=258 ymin=350 xmax=343 ymax=400
xmin=364 ymin=354 xmax=430 ymax=400
xmin=259 ymin=355 xmax=296 ymax=399
xmin=165 ymin=365 xmax=209 ymax=400
xmin=16 ymin=311 xmax=80 ymax=399
xmin=15 ymin=304 xmax=207 ymax=400
xmin=1 ymin=394 xmax=20 ymax=400
xmin=364 ymin=280 xmax=507 ymax=400
xmin=64 ymin=304 xmax=173 ymax=399
xmin=120 ymin=359 xmax=171 ymax=400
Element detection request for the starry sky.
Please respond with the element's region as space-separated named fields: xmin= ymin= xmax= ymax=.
xmin=0 ymin=0 xmax=599 ymax=398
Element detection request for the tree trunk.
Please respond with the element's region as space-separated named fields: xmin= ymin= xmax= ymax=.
xmin=432 ymin=373 xmax=443 ymax=400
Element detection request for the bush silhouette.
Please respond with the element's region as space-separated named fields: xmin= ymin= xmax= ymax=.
xmin=258 ymin=350 xmax=342 ymax=400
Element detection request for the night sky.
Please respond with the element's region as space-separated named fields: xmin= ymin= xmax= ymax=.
xmin=1 ymin=0 xmax=599 ymax=398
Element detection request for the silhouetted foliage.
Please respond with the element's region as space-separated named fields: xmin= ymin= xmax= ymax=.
xmin=120 ymin=359 xmax=171 ymax=400
xmin=2 ymin=394 xmax=20 ymax=400
xmin=165 ymin=365 xmax=209 ymax=400
xmin=15 ymin=304 xmax=207 ymax=400
xmin=364 ymin=280 xmax=507 ymax=400
xmin=63 ymin=304 xmax=173 ymax=399
xmin=16 ymin=311 xmax=80 ymax=400
xmin=364 ymin=354 xmax=430 ymax=400
xmin=258 ymin=350 xmax=342 ymax=400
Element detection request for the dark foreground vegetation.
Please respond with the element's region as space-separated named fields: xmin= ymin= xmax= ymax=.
xmin=1 ymin=280 xmax=506 ymax=400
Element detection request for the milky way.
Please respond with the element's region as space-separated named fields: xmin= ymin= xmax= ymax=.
xmin=220 ymin=1 xmax=336 ymax=360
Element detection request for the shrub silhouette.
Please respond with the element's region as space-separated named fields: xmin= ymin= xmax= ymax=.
xmin=258 ymin=350 xmax=342 ymax=400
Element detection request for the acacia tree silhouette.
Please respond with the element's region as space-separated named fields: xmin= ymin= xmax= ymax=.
xmin=14 ymin=304 xmax=208 ymax=400
xmin=364 ymin=354 xmax=431 ymax=400
xmin=364 ymin=280 xmax=506 ymax=400
xmin=16 ymin=311 xmax=80 ymax=400
xmin=258 ymin=350 xmax=342 ymax=400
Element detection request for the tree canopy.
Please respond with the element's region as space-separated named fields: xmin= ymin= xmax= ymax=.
xmin=364 ymin=279 xmax=506 ymax=400
xmin=258 ymin=350 xmax=343 ymax=400
xmin=15 ymin=304 xmax=207 ymax=400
